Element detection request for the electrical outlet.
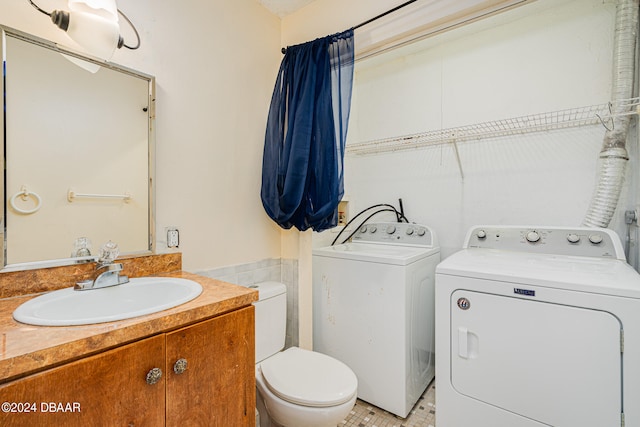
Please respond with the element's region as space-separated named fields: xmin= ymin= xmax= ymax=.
xmin=167 ymin=228 xmax=179 ymax=248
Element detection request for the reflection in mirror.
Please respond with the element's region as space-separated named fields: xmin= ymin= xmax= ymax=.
xmin=1 ymin=26 xmax=155 ymax=271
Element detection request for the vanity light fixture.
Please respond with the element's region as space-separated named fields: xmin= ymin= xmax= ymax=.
xmin=28 ymin=0 xmax=140 ymax=66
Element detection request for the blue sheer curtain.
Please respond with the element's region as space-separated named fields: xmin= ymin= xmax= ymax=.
xmin=261 ymin=29 xmax=354 ymax=232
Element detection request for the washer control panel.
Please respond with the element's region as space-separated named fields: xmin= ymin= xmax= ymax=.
xmin=352 ymin=222 xmax=435 ymax=247
xmin=466 ymin=225 xmax=624 ymax=259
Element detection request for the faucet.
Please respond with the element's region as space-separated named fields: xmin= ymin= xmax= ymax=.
xmin=75 ymin=241 xmax=129 ymax=291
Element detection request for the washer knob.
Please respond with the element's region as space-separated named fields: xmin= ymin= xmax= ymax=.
xmin=359 ymin=226 xmax=367 ymax=233
xmin=417 ymin=228 xmax=426 ymax=236
xmin=589 ymin=234 xmax=604 ymax=244
xmin=567 ymin=233 xmax=580 ymax=244
xmin=406 ymin=227 xmax=414 ymax=235
xmin=386 ymin=225 xmax=396 ymax=234
xmin=369 ymin=226 xmax=377 ymax=233
xmin=477 ymin=230 xmax=487 ymax=239
xmin=526 ymin=230 xmax=540 ymax=243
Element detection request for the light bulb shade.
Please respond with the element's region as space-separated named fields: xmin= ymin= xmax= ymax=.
xmin=68 ymin=0 xmax=118 ymax=22
xmin=60 ymin=54 xmax=101 ymax=73
xmin=64 ymin=10 xmax=120 ymax=62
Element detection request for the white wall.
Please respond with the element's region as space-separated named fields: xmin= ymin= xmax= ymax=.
xmin=345 ymin=0 xmax=632 ymax=259
xmin=282 ymin=0 xmax=397 ymax=47
xmin=283 ymin=0 xmax=638 ymax=347
xmin=286 ymin=0 xmax=636 ymax=260
xmin=1 ymin=0 xmax=284 ymax=271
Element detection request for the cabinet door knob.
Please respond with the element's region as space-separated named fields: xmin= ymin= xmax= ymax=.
xmin=146 ymin=367 xmax=163 ymax=385
xmin=173 ymin=358 xmax=188 ymax=374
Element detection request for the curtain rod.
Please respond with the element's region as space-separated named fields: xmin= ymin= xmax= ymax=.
xmin=281 ymin=0 xmax=419 ymax=54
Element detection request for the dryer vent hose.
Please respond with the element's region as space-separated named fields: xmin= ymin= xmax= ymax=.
xmin=582 ymin=0 xmax=638 ymax=228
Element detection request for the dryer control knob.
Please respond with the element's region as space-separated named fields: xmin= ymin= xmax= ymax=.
xmin=359 ymin=226 xmax=367 ymax=233
xmin=386 ymin=225 xmax=396 ymax=234
xmin=567 ymin=233 xmax=580 ymax=244
xmin=417 ymin=228 xmax=426 ymax=236
xmin=369 ymin=226 xmax=377 ymax=233
xmin=526 ymin=230 xmax=541 ymax=243
xmin=477 ymin=230 xmax=487 ymax=239
xmin=406 ymin=228 xmax=414 ymax=235
xmin=589 ymin=234 xmax=604 ymax=244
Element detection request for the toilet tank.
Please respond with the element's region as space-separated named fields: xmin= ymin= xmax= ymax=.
xmin=251 ymin=281 xmax=287 ymax=363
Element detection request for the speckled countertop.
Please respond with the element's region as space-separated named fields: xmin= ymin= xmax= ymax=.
xmin=0 ymin=269 xmax=258 ymax=384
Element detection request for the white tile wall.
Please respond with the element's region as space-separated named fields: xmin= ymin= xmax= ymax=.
xmin=196 ymin=258 xmax=299 ymax=348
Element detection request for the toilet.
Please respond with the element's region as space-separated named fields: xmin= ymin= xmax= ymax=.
xmin=250 ymin=281 xmax=358 ymax=427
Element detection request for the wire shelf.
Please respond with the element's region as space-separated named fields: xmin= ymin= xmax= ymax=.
xmin=346 ymin=98 xmax=640 ymax=155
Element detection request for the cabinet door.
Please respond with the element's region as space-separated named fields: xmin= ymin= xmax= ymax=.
xmin=166 ymin=306 xmax=255 ymax=427
xmin=0 ymin=334 xmax=166 ymax=427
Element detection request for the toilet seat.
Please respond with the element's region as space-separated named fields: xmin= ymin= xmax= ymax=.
xmin=260 ymin=347 xmax=357 ymax=408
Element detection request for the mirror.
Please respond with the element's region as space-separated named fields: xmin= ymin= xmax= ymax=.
xmin=1 ymin=26 xmax=155 ymax=271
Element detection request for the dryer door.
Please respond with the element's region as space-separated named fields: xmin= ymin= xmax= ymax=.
xmin=451 ymin=289 xmax=622 ymax=427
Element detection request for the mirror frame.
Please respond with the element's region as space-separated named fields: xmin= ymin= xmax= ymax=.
xmin=0 ymin=25 xmax=156 ymax=272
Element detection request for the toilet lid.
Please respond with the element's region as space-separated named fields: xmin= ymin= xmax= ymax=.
xmin=260 ymin=347 xmax=358 ymax=408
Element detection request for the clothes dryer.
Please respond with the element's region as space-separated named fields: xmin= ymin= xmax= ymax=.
xmin=435 ymin=225 xmax=640 ymax=427
xmin=313 ymin=222 xmax=440 ymax=418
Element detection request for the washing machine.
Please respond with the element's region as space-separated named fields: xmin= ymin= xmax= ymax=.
xmin=435 ymin=225 xmax=640 ymax=427
xmin=312 ymin=222 xmax=440 ymax=418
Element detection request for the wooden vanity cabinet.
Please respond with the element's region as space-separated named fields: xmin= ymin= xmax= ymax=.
xmin=166 ymin=305 xmax=255 ymax=426
xmin=0 ymin=306 xmax=255 ymax=427
xmin=0 ymin=333 xmax=166 ymax=426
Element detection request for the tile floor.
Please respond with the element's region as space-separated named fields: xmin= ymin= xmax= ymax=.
xmin=339 ymin=379 xmax=436 ymax=427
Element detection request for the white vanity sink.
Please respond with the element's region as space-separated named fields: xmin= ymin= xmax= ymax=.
xmin=13 ymin=277 xmax=203 ymax=326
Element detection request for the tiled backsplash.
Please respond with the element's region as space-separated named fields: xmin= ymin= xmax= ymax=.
xmin=196 ymin=258 xmax=299 ymax=348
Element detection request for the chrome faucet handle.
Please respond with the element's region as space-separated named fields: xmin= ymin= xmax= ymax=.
xmin=99 ymin=262 xmax=124 ymax=272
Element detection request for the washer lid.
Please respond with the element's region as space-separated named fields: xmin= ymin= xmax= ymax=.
xmin=313 ymin=242 xmax=439 ymax=265
xmin=260 ymin=347 xmax=357 ymax=407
